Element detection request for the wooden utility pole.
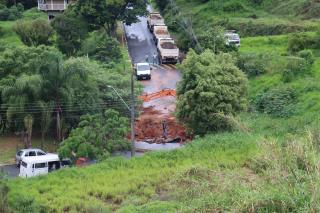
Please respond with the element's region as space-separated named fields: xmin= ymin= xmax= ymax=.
xmin=130 ymin=67 xmax=136 ymax=157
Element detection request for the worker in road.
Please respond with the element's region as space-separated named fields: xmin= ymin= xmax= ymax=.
xmin=162 ymin=120 xmax=168 ymax=139
xmin=152 ymin=52 xmax=158 ymax=65
xmin=145 ymin=54 xmax=150 ymax=64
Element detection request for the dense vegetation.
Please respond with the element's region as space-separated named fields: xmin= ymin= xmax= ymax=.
xmin=0 ymin=0 xmax=144 ymax=153
xmin=176 ymin=50 xmax=247 ymax=135
xmin=3 ymin=0 xmax=320 ymax=212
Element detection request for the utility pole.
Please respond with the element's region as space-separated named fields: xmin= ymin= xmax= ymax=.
xmin=130 ymin=67 xmax=136 ymax=157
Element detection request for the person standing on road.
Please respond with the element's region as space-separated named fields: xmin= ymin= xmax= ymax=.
xmin=145 ymin=54 xmax=149 ymax=64
xmin=152 ymin=52 xmax=158 ymax=65
xmin=162 ymin=120 xmax=168 ymax=139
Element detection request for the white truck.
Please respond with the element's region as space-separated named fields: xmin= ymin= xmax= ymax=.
xmin=135 ymin=63 xmax=151 ymax=80
xmin=153 ymin=25 xmax=170 ymax=44
xmin=224 ymin=31 xmax=241 ymax=47
xmin=157 ymin=38 xmax=179 ymax=64
xmin=147 ymin=12 xmax=165 ymax=32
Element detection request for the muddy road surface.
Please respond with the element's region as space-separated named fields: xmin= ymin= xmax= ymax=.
xmin=124 ymin=9 xmax=186 ymax=143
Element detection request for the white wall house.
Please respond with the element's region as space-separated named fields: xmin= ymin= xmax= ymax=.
xmin=37 ymin=0 xmax=72 ymax=18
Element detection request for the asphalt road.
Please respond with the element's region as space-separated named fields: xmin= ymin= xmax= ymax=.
xmin=124 ymin=7 xmax=181 ymax=113
xmin=0 ymin=164 xmax=19 ymax=178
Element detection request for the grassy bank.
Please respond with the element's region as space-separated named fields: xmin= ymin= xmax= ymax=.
xmin=7 ymin=130 xmax=320 ymax=212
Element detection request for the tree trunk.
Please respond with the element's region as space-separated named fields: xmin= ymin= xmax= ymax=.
xmin=41 ymin=132 xmax=45 ymax=149
xmin=56 ymin=111 xmax=61 ymax=143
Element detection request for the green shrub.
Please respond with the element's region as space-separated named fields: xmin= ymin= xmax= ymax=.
xmin=80 ymin=31 xmax=121 ymax=63
xmin=237 ymin=53 xmax=269 ymax=77
xmin=282 ymin=56 xmax=310 ymax=82
xmin=9 ymin=195 xmax=45 ymax=213
xmin=0 ymin=5 xmax=23 ymax=21
xmin=256 ymin=86 xmax=297 ymax=117
xmin=223 ymin=2 xmax=246 ymax=12
xmin=0 ymin=6 xmax=9 ymax=20
xmin=0 ymin=172 xmax=9 ymax=213
xmin=287 ymin=33 xmax=315 ymax=53
xmin=298 ymin=49 xmax=315 ymax=65
xmin=13 ymin=19 xmax=54 ymax=46
xmin=0 ymin=26 xmax=4 ymax=37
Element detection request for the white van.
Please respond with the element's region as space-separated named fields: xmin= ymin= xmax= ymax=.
xmin=19 ymin=154 xmax=69 ymax=178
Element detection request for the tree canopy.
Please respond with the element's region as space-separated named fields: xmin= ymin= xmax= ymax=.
xmin=58 ymin=109 xmax=130 ymax=160
xmin=74 ymin=0 xmax=148 ymax=35
xmin=176 ymin=49 xmax=248 ymax=135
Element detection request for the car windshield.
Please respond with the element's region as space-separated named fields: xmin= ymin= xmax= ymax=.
xmin=137 ymin=65 xmax=150 ymax=71
xmin=17 ymin=151 xmax=23 ymax=156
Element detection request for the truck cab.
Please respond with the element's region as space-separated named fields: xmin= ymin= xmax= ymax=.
xmin=135 ymin=63 xmax=151 ymax=80
xmin=224 ymin=31 xmax=241 ymax=47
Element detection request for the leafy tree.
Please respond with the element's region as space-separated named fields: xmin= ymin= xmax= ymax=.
xmin=80 ymin=31 xmax=122 ymax=63
xmin=0 ymin=4 xmax=23 ymax=21
xmin=14 ymin=19 xmax=54 ymax=46
xmin=198 ymin=26 xmax=226 ymax=53
xmin=51 ymin=13 xmax=88 ymax=56
xmin=2 ymin=74 xmax=42 ymax=132
xmin=58 ymin=109 xmax=130 ymax=160
xmin=176 ymin=49 xmax=248 ymax=135
xmin=38 ymin=51 xmax=88 ymax=141
xmin=75 ymin=0 xmax=148 ymax=35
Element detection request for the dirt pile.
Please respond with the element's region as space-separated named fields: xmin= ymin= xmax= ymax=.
xmin=151 ymin=14 xmax=162 ymax=20
xmin=155 ymin=29 xmax=169 ymax=35
xmin=161 ymin=42 xmax=177 ymax=49
xmin=135 ymin=107 xmax=187 ymax=143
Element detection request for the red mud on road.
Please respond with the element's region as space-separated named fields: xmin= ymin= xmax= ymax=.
xmin=135 ymin=106 xmax=187 ymax=143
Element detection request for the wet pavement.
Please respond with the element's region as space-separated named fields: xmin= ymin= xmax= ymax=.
xmin=0 ymin=164 xmax=19 ymax=178
xmin=124 ymin=7 xmax=181 ymax=114
xmin=125 ymin=6 xmax=185 ymax=147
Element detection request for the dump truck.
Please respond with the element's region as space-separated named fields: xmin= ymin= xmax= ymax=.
xmin=147 ymin=12 xmax=165 ymax=32
xmin=153 ymin=25 xmax=170 ymax=44
xmin=157 ymin=38 xmax=179 ymax=64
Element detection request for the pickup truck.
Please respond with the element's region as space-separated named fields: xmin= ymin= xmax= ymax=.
xmin=147 ymin=12 xmax=165 ymax=32
xmin=157 ymin=38 xmax=179 ymax=64
xmin=153 ymin=25 xmax=170 ymax=44
xmin=135 ymin=63 xmax=151 ymax=80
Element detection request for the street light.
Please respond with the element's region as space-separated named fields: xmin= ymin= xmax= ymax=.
xmin=107 ymin=84 xmax=135 ymax=157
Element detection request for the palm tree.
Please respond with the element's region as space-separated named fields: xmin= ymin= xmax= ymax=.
xmin=38 ymin=51 xmax=88 ymax=142
xmin=2 ymin=74 xmax=42 ymax=134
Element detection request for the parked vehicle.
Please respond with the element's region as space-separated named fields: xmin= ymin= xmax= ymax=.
xmin=135 ymin=63 xmax=152 ymax=80
xmin=224 ymin=30 xmax=240 ymax=47
xmin=147 ymin=12 xmax=165 ymax=32
xmin=19 ymin=154 xmax=71 ymax=178
xmin=153 ymin=25 xmax=170 ymax=44
xmin=15 ymin=148 xmax=47 ymax=167
xmin=157 ymin=38 xmax=179 ymax=64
